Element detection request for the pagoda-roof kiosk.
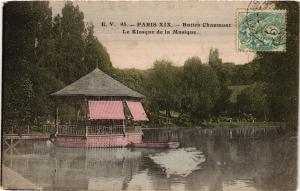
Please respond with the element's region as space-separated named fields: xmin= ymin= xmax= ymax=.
xmin=51 ymin=68 xmax=148 ymax=148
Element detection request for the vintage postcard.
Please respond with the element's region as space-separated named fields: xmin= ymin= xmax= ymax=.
xmin=1 ymin=1 xmax=298 ymax=191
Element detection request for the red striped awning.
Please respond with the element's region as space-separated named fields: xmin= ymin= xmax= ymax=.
xmin=88 ymin=101 xmax=125 ymax=120
xmin=126 ymin=101 xmax=149 ymax=121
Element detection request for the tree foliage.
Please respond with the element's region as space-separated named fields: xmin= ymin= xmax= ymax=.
xmin=146 ymin=60 xmax=181 ymax=124
xmin=208 ymin=48 xmax=222 ymax=69
xmin=181 ymin=57 xmax=220 ymax=123
xmin=3 ymin=2 xmax=111 ymax=125
xmin=236 ymin=83 xmax=269 ymax=121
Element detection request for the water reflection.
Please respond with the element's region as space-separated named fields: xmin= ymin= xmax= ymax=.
xmin=149 ymin=148 xmax=205 ymax=177
xmin=2 ymin=130 xmax=297 ymax=191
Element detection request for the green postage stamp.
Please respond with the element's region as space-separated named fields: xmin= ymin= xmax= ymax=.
xmin=237 ymin=10 xmax=286 ymax=52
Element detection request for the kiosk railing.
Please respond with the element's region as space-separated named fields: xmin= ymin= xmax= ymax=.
xmin=56 ymin=124 xmax=142 ymax=136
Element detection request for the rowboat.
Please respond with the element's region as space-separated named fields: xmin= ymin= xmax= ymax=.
xmin=129 ymin=141 xmax=180 ymax=149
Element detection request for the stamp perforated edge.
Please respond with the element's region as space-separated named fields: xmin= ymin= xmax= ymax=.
xmin=235 ymin=9 xmax=287 ymax=53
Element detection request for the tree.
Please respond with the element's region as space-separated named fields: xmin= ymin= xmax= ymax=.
xmin=111 ymin=68 xmax=147 ymax=94
xmin=232 ymin=62 xmax=257 ymax=85
xmin=213 ymin=85 xmax=233 ymax=118
xmin=182 ymin=57 xmax=220 ymax=124
xmin=214 ymin=62 xmax=235 ymax=85
xmin=146 ymin=60 xmax=181 ymax=125
xmin=236 ymin=83 xmax=269 ymax=121
xmin=53 ymin=2 xmax=86 ymax=84
xmin=84 ymin=23 xmax=112 ymax=73
xmin=208 ymin=48 xmax=222 ymax=69
xmin=3 ymin=2 xmax=58 ymax=125
xmin=52 ymin=2 xmax=112 ymax=83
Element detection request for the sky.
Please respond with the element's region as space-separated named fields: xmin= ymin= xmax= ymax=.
xmin=50 ymin=1 xmax=255 ymax=69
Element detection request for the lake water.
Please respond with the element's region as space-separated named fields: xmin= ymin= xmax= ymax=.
xmin=2 ymin=130 xmax=297 ymax=191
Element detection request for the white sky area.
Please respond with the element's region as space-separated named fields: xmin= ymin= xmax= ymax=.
xmin=50 ymin=1 xmax=255 ymax=69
